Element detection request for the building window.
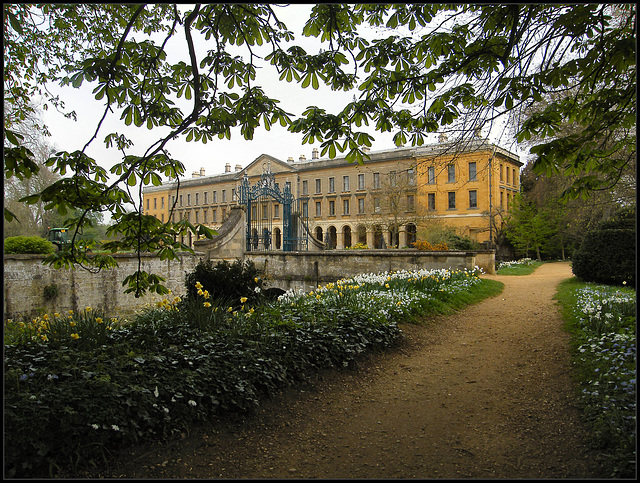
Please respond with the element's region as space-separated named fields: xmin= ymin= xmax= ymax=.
xmin=447 ymin=164 xmax=455 ymax=183
xmin=146 ymin=199 xmax=150 ymax=210
xmin=343 ymin=175 xmax=350 ymax=192
xmin=469 ymin=190 xmax=478 ymax=209
xmin=507 ymin=167 xmax=511 ymax=185
xmin=161 ymin=213 xmax=164 ymax=222
xmin=448 ymin=192 xmax=456 ymax=209
xmin=302 ymin=201 xmax=308 ymax=218
xmin=222 ymin=190 xmax=226 ymax=202
xmin=469 ymin=162 xmax=477 ymax=181
xmin=285 ymin=181 xmax=291 ymax=192
xmin=407 ymin=167 xmax=416 ymax=185
xmin=179 ymin=195 xmax=183 ymax=207
xmin=407 ymin=194 xmax=415 ymax=211
xmin=213 ymin=191 xmax=217 ymax=203
xmin=500 ymin=164 xmax=504 ymax=182
xmin=358 ymin=173 xmax=365 ymax=190
xmin=428 ymin=193 xmax=436 ymax=211
xmin=315 ymin=201 xmax=322 ymax=216
xmin=389 ymin=170 xmax=397 ymax=186
xmin=274 ymin=204 xmax=280 ymax=218
xmin=203 ymin=210 xmax=208 ymax=223
xmin=513 ymin=168 xmax=518 ymax=187
xmin=213 ymin=209 xmax=217 ymax=222
xmin=358 ymin=198 xmax=365 ymax=214
xmin=500 ymin=191 xmax=504 ymax=207
xmin=374 ymin=197 xmax=380 ymax=213
xmin=232 ymin=188 xmax=237 ymax=201
xmin=428 ymin=166 xmax=436 ymax=184
xmin=343 ymin=199 xmax=350 ymax=215
xmin=187 ymin=194 xmax=191 ymax=206
xmin=204 ymin=192 xmax=208 ymax=204
xmin=329 ymin=177 xmax=335 ymax=193
xmin=373 ymin=172 xmax=380 ymax=189
xmin=161 ymin=197 xmax=165 ymax=208
xmin=302 ymin=180 xmax=308 ymax=195
xmin=315 ymin=178 xmax=321 ymax=194
xmin=262 ymin=204 xmax=268 ymax=220
xmin=195 ymin=210 xmax=199 ymax=223
xmin=329 ymin=200 xmax=335 ymax=216
xmin=153 ymin=198 xmax=157 ymax=209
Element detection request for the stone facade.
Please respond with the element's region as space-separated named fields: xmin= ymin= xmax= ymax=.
xmin=143 ymin=140 xmax=522 ymax=250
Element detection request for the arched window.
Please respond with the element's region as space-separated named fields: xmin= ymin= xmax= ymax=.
xmin=406 ymin=223 xmax=417 ymax=247
xmin=343 ymin=225 xmax=352 ymax=248
xmin=315 ymin=226 xmax=323 ymax=242
xmin=327 ymin=226 xmax=337 ymax=249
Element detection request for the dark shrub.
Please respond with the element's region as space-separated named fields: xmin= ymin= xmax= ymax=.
xmin=572 ymin=209 xmax=636 ymax=287
xmin=184 ymin=258 xmax=265 ymax=305
xmin=3 ymin=236 xmax=55 ymax=254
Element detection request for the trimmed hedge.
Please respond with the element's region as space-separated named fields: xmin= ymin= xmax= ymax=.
xmin=4 ymin=236 xmax=55 ymax=254
xmin=572 ymin=209 xmax=636 ymax=287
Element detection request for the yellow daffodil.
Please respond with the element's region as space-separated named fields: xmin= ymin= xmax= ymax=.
xmin=227 ymin=306 xmax=233 ymax=313
xmin=197 ymin=289 xmax=204 ymax=296
xmin=203 ymin=302 xmax=211 ymax=308
xmin=240 ymin=297 xmax=248 ymax=304
xmin=69 ymin=321 xmax=76 ymax=327
xmin=203 ymin=290 xmax=210 ymax=299
xmin=85 ymin=307 xmax=91 ymax=312
xmin=70 ymin=333 xmax=80 ymax=339
xmin=195 ymin=281 xmax=203 ymax=289
xmin=40 ymin=335 xmax=48 ymax=342
xmin=96 ymin=318 xmax=103 ymax=324
xmin=54 ymin=313 xmax=60 ymax=318
xmin=43 ymin=314 xmax=49 ymax=321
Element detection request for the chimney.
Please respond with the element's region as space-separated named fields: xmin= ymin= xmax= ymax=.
xmin=287 ymin=156 xmax=294 ymax=163
xmin=225 ymin=163 xmax=231 ymax=173
xmin=200 ymin=167 xmax=205 ymax=177
xmin=438 ymin=133 xmax=448 ymax=143
xmin=299 ymin=154 xmax=306 ymax=162
xmin=235 ymin=164 xmax=242 ymax=172
xmin=191 ymin=170 xmax=200 ymax=178
xmin=312 ymin=148 xmax=319 ymax=160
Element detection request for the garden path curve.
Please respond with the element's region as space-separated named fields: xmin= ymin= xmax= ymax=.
xmin=106 ymin=261 xmax=607 ymax=479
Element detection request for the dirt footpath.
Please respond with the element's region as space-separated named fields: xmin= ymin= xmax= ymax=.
xmin=109 ymin=261 xmax=607 ymax=479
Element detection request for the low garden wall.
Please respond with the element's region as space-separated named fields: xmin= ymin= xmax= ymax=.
xmin=3 ymin=252 xmax=202 ymax=322
xmin=246 ymin=249 xmax=495 ymax=293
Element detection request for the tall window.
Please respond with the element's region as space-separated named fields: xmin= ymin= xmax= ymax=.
xmin=358 ymin=173 xmax=365 ymax=190
xmin=274 ymin=204 xmax=280 ymax=218
xmin=448 ymin=192 xmax=456 ymax=209
xmin=179 ymin=195 xmax=183 ymax=207
xmin=161 ymin=197 xmax=165 ymax=208
xmin=374 ymin=198 xmax=380 ymax=213
xmin=469 ymin=162 xmax=477 ymax=181
xmin=315 ymin=201 xmax=322 ymax=216
xmin=329 ymin=200 xmax=335 ymax=215
xmin=203 ymin=210 xmax=208 ymax=223
xmin=389 ymin=170 xmax=397 ymax=186
xmin=428 ymin=193 xmax=436 ymax=210
xmin=407 ymin=194 xmax=415 ymax=211
xmin=302 ymin=180 xmax=308 ymax=195
xmin=329 ymin=177 xmax=335 ymax=193
xmin=407 ymin=167 xmax=416 ymax=186
xmin=153 ymin=198 xmax=157 ymax=209
xmin=343 ymin=199 xmax=350 ymax=215
xmin=373 ymin=172 xmax=380 ymax=189
xmin=428 ymin=166 xmax=436 ymax=184
xmin=469 ymin=190 xmax=478 ymax=209
xmin=302 ymin=201 xmax=308 ymax=218
xmin=213 ymin=209 xmax=218 ymax=222
xmin=315 ymin=178 xmax=321 ymax=193
xmin=195 ymin=193 xmax=199 ymax=205
xmin=213 ymin=191 xmax=217 ymax=203
xmin=203 ymin=192 xmax=208 ymax=204
xmin=222 ymin=190 xmax=226 ymax=202
xmin=187 ymin=194 xmax=191 ymax=206
xmin=358 ymin=198 xmax=365 ymax=214
xmin=447 ymin=164 xmax=455 ymax=183
xmin=343 ymin=175 xmax=350 ymax=192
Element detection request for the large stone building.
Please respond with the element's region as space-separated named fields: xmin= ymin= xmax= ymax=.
xmin=142 ymin=138 xmax=522 ymax=249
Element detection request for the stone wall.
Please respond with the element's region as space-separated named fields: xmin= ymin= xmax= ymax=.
xmin=3 ymin=252 xmax=201 ymax=322
xmin=246 ymin=249 xmax=495 ymax=293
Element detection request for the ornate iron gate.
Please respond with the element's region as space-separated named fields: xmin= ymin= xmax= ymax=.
xmin=239 ymin=166 xmax=309 ymax=252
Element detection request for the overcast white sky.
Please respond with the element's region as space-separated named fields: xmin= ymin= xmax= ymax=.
xmin=38 ymin=4 xmax=527 ymax=183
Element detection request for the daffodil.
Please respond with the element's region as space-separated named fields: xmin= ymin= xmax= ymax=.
xmin=96 ymin=317 xmax=103 ymax=324
xmin=195 ymin=281 xmax=203 ymax=290
xmin=71 ymin=333 xmax=80 ymax=340
xmin=203 ymin=302 xmax=211 ymax=308
xmin=69 ymin=321 xmax=76 ymax=327
xmin=240 ymin=296 xmax=248 ymax=304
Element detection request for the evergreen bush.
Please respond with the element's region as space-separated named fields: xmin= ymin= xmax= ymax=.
xmin=572 ymin=209 xmax=636 ymax=287
xmin=3 ymin=236 xmax=55 ymax=254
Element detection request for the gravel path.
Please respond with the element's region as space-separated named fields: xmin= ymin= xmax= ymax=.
xmin=105 ymin=261 xmax=607 ymax=479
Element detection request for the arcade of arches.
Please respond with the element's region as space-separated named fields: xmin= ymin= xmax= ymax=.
xmin=314 ymin=223 xmax=417 ymax=249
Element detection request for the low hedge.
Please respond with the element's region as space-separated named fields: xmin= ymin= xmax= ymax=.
xmin=4 ymin=235 xmax=55 ymax=254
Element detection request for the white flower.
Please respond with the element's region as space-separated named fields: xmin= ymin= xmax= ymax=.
xmin=154 ymin=386 xmax=159 ymax=398
xmin=91 ymin=424 xmax=99 ymax=430
xmin=188 ymin=400 xmax=197 ymax=407
xmin=112 ymin=425 xmax=120 ymax=431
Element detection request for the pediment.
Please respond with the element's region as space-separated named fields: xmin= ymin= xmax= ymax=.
xmin=242 ymin=154 xmax=297 ymax=179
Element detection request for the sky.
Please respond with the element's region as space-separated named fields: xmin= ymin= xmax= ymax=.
xmin=38 ymin=4 xmax=528 ymax=184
